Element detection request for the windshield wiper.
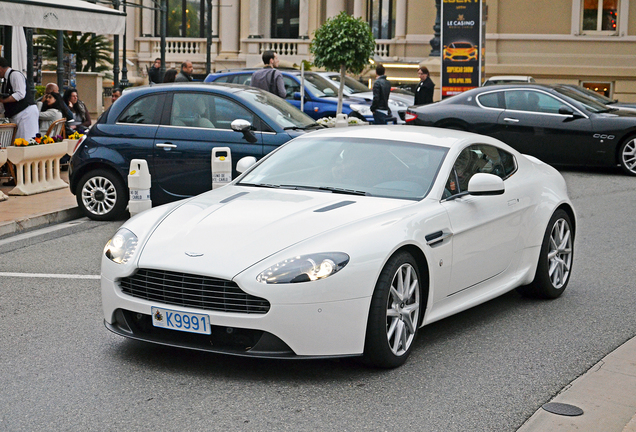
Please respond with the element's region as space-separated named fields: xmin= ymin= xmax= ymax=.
xmin=279 ymin=185 xmax=370 ymax=196
xmin=237 ymin=182 xmax=281 ymax=188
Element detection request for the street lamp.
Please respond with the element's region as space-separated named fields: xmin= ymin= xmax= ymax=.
xmin=120 ymin=0 xmax=129 ymax=87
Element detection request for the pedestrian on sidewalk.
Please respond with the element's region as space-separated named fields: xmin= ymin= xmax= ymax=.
xmin=414 ymin=65 xmax=435 ymax=105
xmin=175 ymin=61 xmax=194 ymax=82
xmin=371 ymin=64 xmax=395 ymax=125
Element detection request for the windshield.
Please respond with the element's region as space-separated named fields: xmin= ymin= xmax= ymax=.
xmin=553 ymin=86 xmax=613 ymax=113
xmin=237 ymin=88 xmax=317 ymax=128
xmin=562 ymin=85 xmax=614 ymax=105
xmin=238 ymin=137 xmax=448 ymax=200
xmin=302 ymin=74 xmax=339 ymax=98
xmin=323 ymin=74 xmax=371 ymax=95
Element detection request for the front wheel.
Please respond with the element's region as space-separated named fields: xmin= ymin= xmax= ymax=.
xmin=619 ymin=137 xmax=636 ymax=176
xmin=363 ymin=252 xmax=422 ymax=368
xmin=517 ymin=209 xmax=574 ymax=299
xmin=76 ymin=169 xmax=128 ymax=221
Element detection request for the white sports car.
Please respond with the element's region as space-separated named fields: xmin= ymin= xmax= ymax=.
xmin=102 ymin=126 xmax=575 ymax=368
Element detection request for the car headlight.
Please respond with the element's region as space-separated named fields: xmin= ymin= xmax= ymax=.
xmin=349 ymin=104 xmax=373 ymax=116
xmin=104 ymin=228 xmax=138 ymax=264
xmin=390 ymin=99 xmax=407 ymax=109
xmin=257 ymin=253 xmax=350 ymax=284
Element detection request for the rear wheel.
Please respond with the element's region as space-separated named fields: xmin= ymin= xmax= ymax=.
xmin=517 ymin=209 xmax=574 ymax=299
xmin=76 ymin=169 xmax=128 ymax=221
xmin=363 ymin=252 xmax=421 ymax=368
xmin=619 ymin=137 xmax=636 ymax=176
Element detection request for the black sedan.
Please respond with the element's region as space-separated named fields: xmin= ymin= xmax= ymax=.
xmin=69 ymin=83 xmax=321 ymax=220
xmin=405 ymin=84 xmax=636 ymax=175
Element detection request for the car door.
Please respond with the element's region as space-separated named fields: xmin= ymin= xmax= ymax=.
xmin=497 ymin=89 xmax=593 ymax=165
xmin=152 ymin=91 xmax=265 ymax=201
xmin=439 ymin=144 xmax=522 ymax=297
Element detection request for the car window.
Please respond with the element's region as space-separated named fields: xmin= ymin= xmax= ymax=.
xmin=170 ymin=92 xmax=258 ymax=130
xmin=234 ymin=74 xmax=252 ymax=85
xmin=505 ymin=90 xmax=566 ymax=114
xmin=478 ymin=92 xmax=504 ymax=109
xmin=444 ymin=144 xmax=516 ymax=199
xmin=235 ymin=88 xmax=316 ymax=129
xmin=213 ymin=76 xmax=231 ymax=83
xmin=117 ymin=94 xmax=163 ymax=124
xmin=282 ymin=76 xmax=301 ymax=99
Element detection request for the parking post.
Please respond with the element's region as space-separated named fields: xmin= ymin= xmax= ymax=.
xmin=212 ymin=147 xmax=232 ymax=189
xmin=128 ymin=159 xmax=152 ymax=217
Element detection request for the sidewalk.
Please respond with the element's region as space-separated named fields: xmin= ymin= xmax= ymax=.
xmin=0 ymin=176 xmax=635 ymax=431
xmin=0 ymin=171 xmax=81 ymax=238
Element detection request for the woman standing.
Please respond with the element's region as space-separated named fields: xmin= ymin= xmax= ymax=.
xmin=63 ymin=88 xmax=92 ymax=132
xmin=414 ymin=66 xmax=435 ymax=106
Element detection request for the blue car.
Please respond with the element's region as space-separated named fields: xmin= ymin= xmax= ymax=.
xmin=69 ymin=82 xmax=320 ymax=220
xmin=205 ymin=70 xmax=375 ymax=122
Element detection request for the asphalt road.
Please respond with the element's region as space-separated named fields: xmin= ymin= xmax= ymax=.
xmin=0 ymin=167 xmax=635 ymax=431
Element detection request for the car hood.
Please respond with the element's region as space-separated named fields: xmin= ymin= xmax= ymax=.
xmin=138 ymin=186 xmax=409 ymax=278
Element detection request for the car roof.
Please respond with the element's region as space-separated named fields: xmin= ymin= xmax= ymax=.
xmin=485 ymin=76 xmax=534 ymax=81
xmin=294 ymin=125 xmax=506 ymax=150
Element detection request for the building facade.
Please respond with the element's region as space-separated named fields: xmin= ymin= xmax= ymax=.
xmin=122 ymin=0 xmax=636 ymax=101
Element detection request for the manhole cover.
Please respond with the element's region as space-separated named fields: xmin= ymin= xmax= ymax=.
xmin=542 ymin=402 xmax=584 ymax=417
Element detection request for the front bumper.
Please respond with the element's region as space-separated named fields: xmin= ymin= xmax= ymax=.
xmin=102 ymin=274 xmax=372 ymax=358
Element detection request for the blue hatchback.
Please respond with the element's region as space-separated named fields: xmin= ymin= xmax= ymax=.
xmin=69 ymin=82 xmax=320 ymax=220
xmin=205 ymin=70 xmax=375 ymax=122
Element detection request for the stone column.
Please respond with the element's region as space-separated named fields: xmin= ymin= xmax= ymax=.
xmin=299 ymin=0 xmax=309 ymax=38
xmin=353 ymin=0 xmax=364 ymax=19
xmin=395 ymin=0 xmax=406 ymax=39
xmin=220 ymin=0 xmax=240 ymax=53
xmin=249 ymin=0 xmax=261 ymax=37
xmin=326 ymin=0 xmax=345 ymax=19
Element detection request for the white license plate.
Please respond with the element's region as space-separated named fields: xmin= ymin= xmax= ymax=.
xmin=151 ymin=307 xmax=211 ymax=335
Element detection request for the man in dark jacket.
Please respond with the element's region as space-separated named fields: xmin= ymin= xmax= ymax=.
xmin=414 ymin=66 xmax=435 ymax=105
xmin=250 ymin=50 xmax=286 ymax=98
xmin=175 ymin=61 xmax=194 ymax=82
xmin=148 ymin=58 xmax=163 ymax=84
xmin=371 ymin=64 xmax=395 ymax=124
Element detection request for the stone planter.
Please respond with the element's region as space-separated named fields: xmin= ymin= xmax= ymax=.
xmin=6 ymin=142 xmax=68 ymax=195
xmin=0 ymin=148 xmax=7 ymax=201
xmin=66 ymin=139 xmax=79 ymax=155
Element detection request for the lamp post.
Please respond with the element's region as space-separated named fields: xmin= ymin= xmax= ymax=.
xmin=56 ymin=30 xmax=64 ymax=90
xmin=112 ymin=0 xmax=121 ymax=88
xmin=206 ymin=0 xmax=212 ymax=75
xmin=160 ymin=0 xmax=167 ymax=78
xmin=430 ymin=0 xmax=441 ymax=56
xmin=120 ymin=0 xmax=129 ymax=87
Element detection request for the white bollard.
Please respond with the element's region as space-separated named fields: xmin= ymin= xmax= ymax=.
xmin=212 ymin=147 xmax=232 ymax=189
xmin=335 ymin=113 xmax=349 ymax=128
xmin=128 ymin=159 xmax=152 ymax=217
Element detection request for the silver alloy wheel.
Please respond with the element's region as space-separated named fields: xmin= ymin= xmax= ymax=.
xmin=386 ymin=263 xmax=420 ymax=356
xmin=621 ymin=138 xmax=636 ymax=174
xmin=548 ymin=218 xmax=573 ymax=289
xmin=81 ymin=175 xmax=118 ymax=216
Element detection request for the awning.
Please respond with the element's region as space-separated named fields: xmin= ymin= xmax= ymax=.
xmin=0 ymin=0 xmax=126 ymax=35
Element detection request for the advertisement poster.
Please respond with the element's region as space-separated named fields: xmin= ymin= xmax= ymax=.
xmin=440 ymin=0 xmax=484 ymax=98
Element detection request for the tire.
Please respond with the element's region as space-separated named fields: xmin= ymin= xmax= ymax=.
xmin=517 ymin=209 xmax=574 ymax=299
xmin=363 ymin=252 xmax=422 ymax=368
xmin=619 ymin=137 xmax=636 ymax=176
xmin=76 ymin=169 xmax=128 ymax=221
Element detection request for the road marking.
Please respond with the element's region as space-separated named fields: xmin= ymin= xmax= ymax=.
xmin=0 ymin=218 xmax=89 ymax=248
xmin=0 ymin=272 xmax=100 ymax=280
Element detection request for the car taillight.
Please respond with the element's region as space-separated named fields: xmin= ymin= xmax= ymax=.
xmin=404 ymin=112 xmax=417 ymax=123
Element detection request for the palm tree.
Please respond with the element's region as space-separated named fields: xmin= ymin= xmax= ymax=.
xmin=36 ymin=30 xmax=113 ymax=73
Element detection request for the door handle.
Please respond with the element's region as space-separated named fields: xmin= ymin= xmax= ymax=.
xmin=503 ymin=117 xmax=520 ymax=123
xmin=156 ymin=143 xmax=177 ymax=148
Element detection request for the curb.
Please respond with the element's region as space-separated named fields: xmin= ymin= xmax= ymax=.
xmin=0 ymin=206 xmax=82 ymax=239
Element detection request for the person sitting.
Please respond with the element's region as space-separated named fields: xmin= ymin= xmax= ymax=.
xmin=37 ymin=92 xmax=67 ymax=135
xmin=63 ymin=88 xmax=92 ymax=133
xmin=163 ymin=68 xmax=178 ymax=83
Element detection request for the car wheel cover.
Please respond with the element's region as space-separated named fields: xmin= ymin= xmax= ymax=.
xmin=547 ymin=218 xmax=573 ymax=289
xmin=81 ymin=176 xmax=118 ymax=216
xmin=622 ymin=139 xmax=636 ymax=173
xmin=386 ymin=263 xmax=420 ymax=356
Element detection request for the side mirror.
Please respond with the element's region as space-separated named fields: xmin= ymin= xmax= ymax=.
xmin=236 ymin=156 xmax=257 ymax=173
xmin=467 ymin=173 xmax=505 ymax=196
xmin=293 ymin=92 xmax=302 ymax=100
xmin=231 ymin=119 xmax=258 ymax=143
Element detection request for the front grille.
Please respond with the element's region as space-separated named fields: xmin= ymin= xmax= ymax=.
xmin=119 ymin=269 xmax=270 ymax=314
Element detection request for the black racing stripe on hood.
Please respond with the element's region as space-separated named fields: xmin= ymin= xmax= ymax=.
xmin=314 ymin=201 xmax=356 ymax=212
